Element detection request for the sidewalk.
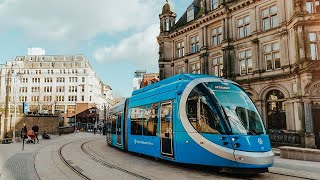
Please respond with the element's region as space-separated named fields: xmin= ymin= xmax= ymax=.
xmin=0 ymin=133 xmax=97 ymax=180
xmin=272 ymin=148 xmax=280 ymax=156
xmin=271 ymin=156 xmax=320 ymax=179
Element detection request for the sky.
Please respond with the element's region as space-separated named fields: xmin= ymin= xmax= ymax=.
xmin=0 ymin=0 xmax=193 ymax=98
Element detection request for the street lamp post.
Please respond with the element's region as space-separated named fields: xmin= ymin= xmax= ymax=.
xmin=13 ymin=72 xmax=22 ymax=143
xmin=1 ymin=62 xmax=22 ymax=141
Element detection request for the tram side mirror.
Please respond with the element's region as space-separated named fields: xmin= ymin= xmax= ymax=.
xmin=177 ymin=84 xmax=185 ymax=95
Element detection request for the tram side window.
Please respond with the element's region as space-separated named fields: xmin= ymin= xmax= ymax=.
xmin=186 ymin=84 xmax=224 ymax=134
xmin=117 ymin=112 xmax=122 ymax=135
xmin=161 ymin=101 xmax=173 ymax=138
xmin=143 ymin=103 xmax=158 ymax=136
xmin=130 ymin=107 xmax=143 ymax=135
xmin=110 ymin=113 xmax=117 ymax=134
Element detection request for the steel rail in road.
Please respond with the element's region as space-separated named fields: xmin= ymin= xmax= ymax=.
xmin=58 ymin=140 xmax=91 ymax=180
xmin=267 ymin=171 xmax=318 ymax=180
xmin=58 ymin=138 xmax=316 ymax=180
xmin=81 ymin=140 xmax=151 ymax=180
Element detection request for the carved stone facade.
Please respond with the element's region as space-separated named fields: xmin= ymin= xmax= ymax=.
xmin=158 ymin=0 xmax=320 ymax=148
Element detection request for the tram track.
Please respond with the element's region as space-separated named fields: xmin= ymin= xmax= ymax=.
xmin=81 ymin=140 xmax=151 ymax=180
xmin=58 ymin=138 xmax=317 ymax=180
xmin=58 ymin=139 xmax=151 ymax=180
xmin=58 ymin=140 xmax=92 ymax=180
xmin=267 ymin=171 xmax=318 ymax=180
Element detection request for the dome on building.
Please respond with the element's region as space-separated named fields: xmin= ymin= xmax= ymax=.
xmin=162 ymin=0 xmax=172 ymax=14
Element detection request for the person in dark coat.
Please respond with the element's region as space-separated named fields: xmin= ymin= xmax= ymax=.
xmin=32 ymin=124 xmax=39 ymax=143
xmin=21 ymin=123 xmax=28 ymax=143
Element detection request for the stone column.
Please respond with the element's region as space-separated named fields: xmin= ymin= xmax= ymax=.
xmin=200 ymin=26 xmax=204 ymax=48
xmin=278 ymin=0 xmax=286 ymax=24
xmin=222 ymin=17 xmax=226 ymax=40
xmin=184 ymin=59 xmax=189 ymax=73
xmin=203 ymin=25 xmax=208 ymax=47
xmin=281 ymin=32 xmax=290 ymax=66
xmin=222 ymin=45 xmax=235 ymax=78
xmin=200 ymin=53 xmax=209 ymax=74
xmin=159 ymin=64 xmax=165 ymax=80
xmin=171 ymin=63 xmax=174 ymax=76
xmin=304 ymin=101 xmax=316 ymax=148
xmin=285 ymin=101 xmax=295 ymax=131
xmin=260 ymin=100 xmax=267 ymax=129
xmin=251 ymin=39 xmax=260 ymax=74
xmin=304 ymin=101 xmax=313 ymax=133
xmin=294 ymin=26 xmax=307 ymax=62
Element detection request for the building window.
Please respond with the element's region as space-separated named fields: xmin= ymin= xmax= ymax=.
xmin=176 ymin=66 xmax=184 ymax=74
xmin=211 ymin=0 xmax=219 ymax=10
xmin=44 ymin=86 xmax=52 ymax=92
xmin=56 ymin=96 xmax=64 ymax=102
xmin=237 ymin=16 xmax=250 ymax=38
xmin=19 ymin=96 xmax=27 ymax=102
xmin=309 ymin=32 xmax=319 ymax=60
xmin=212 ymin=27 xmax=222 ymax=47
xmin=68 ymin=96 xmax=77 ymax=102
xmin=264 ymin=42 xmax=280 ymax=71
xmin=262 ymin=5 xmax=278 ymax=31
xmin=69 ymin=86 xmax=77 ymax=93
xmin=82 ymin=77 xmax=85 ymax=82
xmin=190 ymin=62 xmax=200 ymax=74
xmin=82 ymin=95 xmax=85 ymax=101
xmin=266 ymin=90 xmax=286 ymax=130
xmin=212 ymin=56 xmax=223 ymax=77
xmin=306 ymin=0 xmax=320 ymax=13
xmin=176 ymin=42 xmax=185 ymax=58
xmin=239 ymin=49 xmax=252 ymax=75
xmin=187 ymin=6 xmax=195 ymax=22
xmin=191 ymin=35 xmax=200 ymax=53
xmin=43 ymin=96 xmax=52 ymax=102
xmin=80 ymin=85 xmax=85 ymax=92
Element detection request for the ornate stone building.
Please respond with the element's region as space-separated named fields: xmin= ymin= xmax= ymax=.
xmin=157 ymin=0 xmax=320 ymax=148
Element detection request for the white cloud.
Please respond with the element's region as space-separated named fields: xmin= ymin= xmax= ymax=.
xmin=94 ymin=24 xmax=160 ymax=68
xmin=0 ymin=0 xmax=163 ymax=42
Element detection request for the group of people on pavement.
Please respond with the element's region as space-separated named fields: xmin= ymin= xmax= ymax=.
xmin=21 ymin=123 xmax=51 ymax=144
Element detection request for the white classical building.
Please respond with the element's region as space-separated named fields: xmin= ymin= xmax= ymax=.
xmin=132 ymin=70 xmax=147 ymax=91
xmin=0 ymin=54 xmax=113 ymax=124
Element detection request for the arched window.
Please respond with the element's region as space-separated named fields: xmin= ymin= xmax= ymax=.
xmin=266 ymin=90 xmax=286 ymax=130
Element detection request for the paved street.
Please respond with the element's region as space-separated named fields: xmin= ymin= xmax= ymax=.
xmin=1 ymin=133 xmax=320 ymax=180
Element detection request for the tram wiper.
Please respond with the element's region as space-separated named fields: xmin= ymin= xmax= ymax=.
xmin=247 ymin=130 xmax=256 ymax=135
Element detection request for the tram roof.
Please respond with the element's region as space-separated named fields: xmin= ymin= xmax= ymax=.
xmin=132 ymin=74 xmax=222 ymax=96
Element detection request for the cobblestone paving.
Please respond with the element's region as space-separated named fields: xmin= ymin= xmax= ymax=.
xmin=0 ymin=153 xmax=40 ymax=180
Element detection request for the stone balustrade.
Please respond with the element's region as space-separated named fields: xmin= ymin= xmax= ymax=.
xmin=279 ymin=146 xmax=320 ymax=162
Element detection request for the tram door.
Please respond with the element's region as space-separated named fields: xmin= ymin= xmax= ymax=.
xmin=160 ymin=100 xmax=174 ymax=158
xmin=117 ymin=112 xmax=122 ymax=146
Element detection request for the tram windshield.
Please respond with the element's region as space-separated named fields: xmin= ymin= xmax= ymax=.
xmin=186 ymin=83 xmax=226 ymax=134
xmin=207 ymin=82 xmax=266 ymax=135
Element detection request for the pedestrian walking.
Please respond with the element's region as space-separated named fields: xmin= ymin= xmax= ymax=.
xmin=21 ymin=123 xmax=27 ymax=150
xmin=93 ymin=123 xmax=97 ymax=135
xmin=32 ymin=124 xmax=39 ymax=143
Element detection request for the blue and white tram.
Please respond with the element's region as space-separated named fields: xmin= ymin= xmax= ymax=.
xmin=107 ymin=74 xmax=274 ymax=172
